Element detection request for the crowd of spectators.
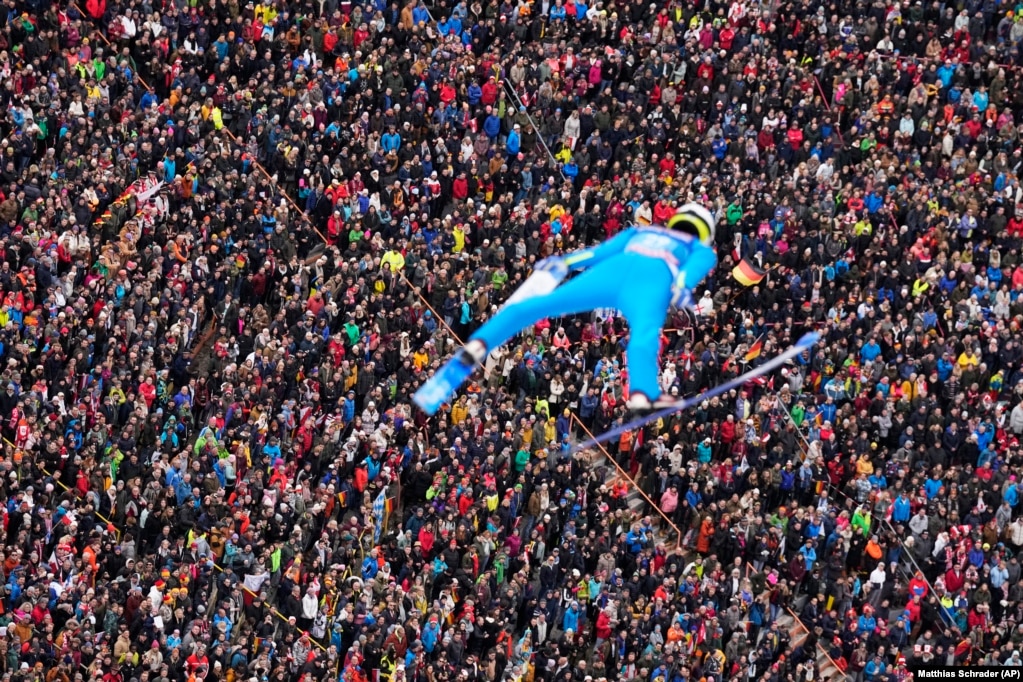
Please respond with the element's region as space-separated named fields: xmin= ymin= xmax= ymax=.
xmin=4 ymin=0 xmax=1023 ymax=680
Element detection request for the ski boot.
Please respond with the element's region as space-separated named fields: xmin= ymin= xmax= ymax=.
xmin=413 ymin=340 xmax=487 ymax=415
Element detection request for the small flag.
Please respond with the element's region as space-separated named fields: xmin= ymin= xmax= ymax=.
xmin=732 ymin=258 xmax=767 ymax=287
xmin=745 ymin=337 xmax=763 ymax=362
xmin=372 ymin=489 xmax=387 ymax=543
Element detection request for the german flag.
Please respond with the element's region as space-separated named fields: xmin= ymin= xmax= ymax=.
xmin=745 ymin=337 xmax=763 ymax=362
xmin=732 ymin=258 xmax=766 ymax=287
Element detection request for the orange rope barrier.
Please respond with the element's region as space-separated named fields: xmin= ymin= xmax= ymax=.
xmin=570 ymin=414 xmax=685 ymax=548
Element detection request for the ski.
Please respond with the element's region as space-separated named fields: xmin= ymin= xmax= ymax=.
xmin=572 ymin=332 xmax=820 ymax=453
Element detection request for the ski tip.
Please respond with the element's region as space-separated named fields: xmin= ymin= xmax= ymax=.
xmin=795 ymin=332 xmax=820 ymax=349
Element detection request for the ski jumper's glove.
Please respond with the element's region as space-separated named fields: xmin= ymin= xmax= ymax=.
xmin=671 ymin=282 xmax=697 ymax=311
xmin=534 ymin=256 xmax=569 ymax=280
xmin=504 ymin=257 xmax=570 ymax=305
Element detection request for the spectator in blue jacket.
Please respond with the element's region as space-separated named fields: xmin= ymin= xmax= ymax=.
xmin=506 ymin=123 xmax=521 ymax=157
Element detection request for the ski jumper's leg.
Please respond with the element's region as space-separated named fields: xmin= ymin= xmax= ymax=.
xmin=613 ymin=258 xmax=674 ymax=400
xmin=470 ymin=262 xmax=621 ymax=352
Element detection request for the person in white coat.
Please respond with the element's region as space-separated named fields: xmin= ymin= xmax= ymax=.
xmin=1010 ymin=402 xmax=1023 ymax=435
xmin=563 ymin=110 xmax=581 ymax=150
xmin=697 ymin=290 xmax=715 ymax=316
xmin=301 ymin=584 xmax=320 ymax=627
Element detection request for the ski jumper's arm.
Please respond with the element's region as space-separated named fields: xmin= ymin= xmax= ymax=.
xmin=670 ymin=239 xmax=718 ymax=309
xmin=676 ymin=241 xmax=718 ymax=291
xmin=508 ymin=228 xmax=638 ymax=306
xmin=562 ymin=228 xmax=638 ymax=272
